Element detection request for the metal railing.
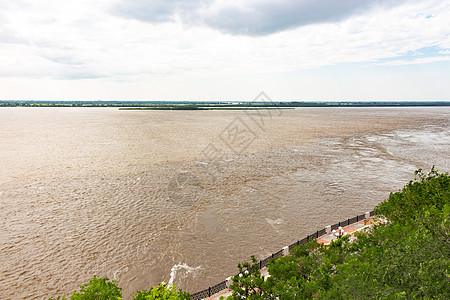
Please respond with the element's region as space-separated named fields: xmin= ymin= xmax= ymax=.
xmin=190 ymin=210 xmax=375 ymax=300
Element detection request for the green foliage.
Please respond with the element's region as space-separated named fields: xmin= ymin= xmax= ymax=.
xmin=376 ymin=166 xmax=450 ymax=224
xmin=228 ymin=256 xmax=268 ymax=299
xmin=228 ymin=168 xmax=450 ymax=299
xmin=49 ymin=277 xmax=189 ymax=300
xmin=131 ymin=283 xmax=190 ymax=300
xmin=69 ymin=276 xmax=122 ymax=300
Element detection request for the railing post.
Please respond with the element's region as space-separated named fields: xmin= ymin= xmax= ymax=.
xmin=259 ymin=260 xmax=262 ymax=269
xmin=208 ymin=287 xmax=211 ymax=296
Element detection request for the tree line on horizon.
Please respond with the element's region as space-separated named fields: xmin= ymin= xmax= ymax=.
xmin=1 ymin=100 xmax=450 ymax=108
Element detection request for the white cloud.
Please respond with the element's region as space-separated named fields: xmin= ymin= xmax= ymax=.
xmin=378 ymin=56 xmax=450 ymax=66
xmin=0 ymin=0 xmax=449 ymax=99
xmin=113 ymin=0 xmax=415 ymax=36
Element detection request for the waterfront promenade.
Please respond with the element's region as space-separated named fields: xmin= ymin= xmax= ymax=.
xmin=206 ymin=217 xmax=376 ymax=299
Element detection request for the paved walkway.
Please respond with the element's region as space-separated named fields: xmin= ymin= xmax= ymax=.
xmin=317 ymin=217 xmax=375 ymax=244
xmin=205 ymin=217 xmax=375 ymax=299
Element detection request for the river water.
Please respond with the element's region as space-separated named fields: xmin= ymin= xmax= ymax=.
xmin=0 ymin=107 xmax=449 ymax=299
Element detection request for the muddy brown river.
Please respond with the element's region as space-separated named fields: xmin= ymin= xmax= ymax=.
xmin=0 ymin=107 xmax=449 ymax=299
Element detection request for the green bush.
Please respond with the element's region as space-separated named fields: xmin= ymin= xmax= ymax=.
xmin=131 ymin=283 xmax=190 ymax=300
xmin=48 ymin=276 xmax=121 ymax=300
xmin=70 ymin=276 xmax=122 ymax=300
xmin=49 ymin=277 xmax=189 ymax=300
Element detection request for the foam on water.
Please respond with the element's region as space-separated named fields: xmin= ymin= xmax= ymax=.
xmin=168 ymin=264 xmax=202 ymax=286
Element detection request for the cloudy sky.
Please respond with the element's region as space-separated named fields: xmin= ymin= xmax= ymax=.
xmin=1 ymin=0 xmax=449 ymax=101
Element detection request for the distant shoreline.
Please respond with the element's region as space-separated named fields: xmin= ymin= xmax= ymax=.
xmin=1 ymin=100 xmax=449 ymax=109
xmin=118 ymin=106 xmax=294 ymax=111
